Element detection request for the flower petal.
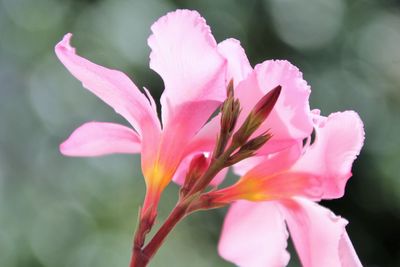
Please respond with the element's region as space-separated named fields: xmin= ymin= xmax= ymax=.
xmin=249 ymin=171 xmax=321 ymax=201
xmin=235 ymin=60 xmax=313 ymax=154
xmin=281 ymin=198 xmax=361 ymax=267
xmin=182 ymin=112 xmax=222 ymax=161
xmin=184 ymin=38 xmax=252 ymax=156
xmin=60 ymin=122 xmax=140 ymax=157
xmin=155 ymin=100 xmax=219 ymax=170
xmin=55 ymin=33 xmax=161 ymax=138
xmin=232 ymin=155 xmax=267 ymax=176
xmin=240 ymin=144 xmax=302 ymax=178
xmin=218 ymin=201 xmax=290 ymax=267
xmin=291 ymin=111 xmax=365 ymax=199
xmin=210 ymin=167 xmax=229 ymax=186
xmin=339 ymin=231 xmax=363 ymax=267
xmin=148 ymin=9 xmax=226 ymax=129
xmin=218 ymin=38 xmax=252 ymax=85
xmin=171 ymin=153 xmax=196 ymax=185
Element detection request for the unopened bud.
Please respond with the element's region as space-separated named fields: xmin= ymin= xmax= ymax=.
xmin=228 ymin=132 xmax=272 ymax=165
xmin=181 ymin=154 xmax=209 ymax=197
xmin=226 ymin=79 xmax=234 ymax=98
xmin=221 ymin=80 xmax=240 ymax=134
xmin=220 ymin=98 xmax=241 ymax=136
xmin=232 ymin=85 xmax=281 ymax=145
xmin=241 ymin=132 xmax=272 ymax=151
xmin=253 ymin=85 xmax=281 ymax=121
xmin=214 ymin=80 xmax=241 ymax=158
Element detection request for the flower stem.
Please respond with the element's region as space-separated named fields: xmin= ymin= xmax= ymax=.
xmin=144 ymin=203 xmax=188 ymax=258
xmin=129 ymin=142 xmax=240 ymax=266
xmin=129 ymin=248 xmax=149 ymax=267
xmin=129 ymin=84 xmax=282 ymax=266
xmin=130 ymin=201 xmax=189 ymax=267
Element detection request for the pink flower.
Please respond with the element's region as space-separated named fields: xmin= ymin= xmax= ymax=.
xmin=185 ymin=37 xmax=365 ymax=266
xmin=55 ymin=10 xmax=228 ymax=213
xmin=211 ymin=111 xmax=364 ymax=267
xmin=56 ymin=8 xmax=365 ymax=266
xmin=173 ymin=46 xmax=314 ymax=187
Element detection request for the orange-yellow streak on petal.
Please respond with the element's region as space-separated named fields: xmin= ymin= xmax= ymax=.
xmin=143 ymin=158 xmax=179 ymax=197
xmin=141 ymin=162 xmax=176 ymax=215
xmin=213 ymin=172 xmax=322 ymax=203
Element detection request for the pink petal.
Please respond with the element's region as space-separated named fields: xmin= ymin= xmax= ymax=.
xmin=172 ymin=153 xmax=193 ymax=185
xmin=218 ymin=201 xmax=290 ymax=267
xmin=143 ymin=87 xmax=158 ymax=115
xmin=182 ymin=114 xmax=220 ymax=158
xmin=257 ymin=171 xmax=322 ymax=201
xmin=218 ymin=38 xmax=252 ymax=85
xmin=281 ymin=198 xmax=361 ymax=267
xmin=183 ymin=38 xmax=252 ymax=157
xmin=55 ymin=33 xmax=161 ymax=138
xmin=339 ymin=232 xmax=363 ymax=267
xmin=171 ymin=152 xmax=205 ymax=186
xmin=148 ymin=9 xmax=226 ymax=129
xmin=210 ymin=146 xmax=319 ymax=203
xmin=232 ymin=155 xmax=268 ymax=176
xmin=155 ymin=101 xmax=220 ymax=174
xmin=292 ymin=111 xmax=365 ymax=199
xmin=235 ymin=60 xmax=313 ymax=154
xmin=60 ymin=122 xmax=140 ymax=157
xmin=240 ymin=144 xmax=302 ymax=178
xmin=210 ymin=167 xmax=229 ymax=186
xmin=245 ymin=145 xmax=323 ymax=201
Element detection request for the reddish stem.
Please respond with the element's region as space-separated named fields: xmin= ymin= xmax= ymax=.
xmin=130 ymin=248 xmax=149 ymax=267
xmin=129 ymin=202 xmax=188 ymax=267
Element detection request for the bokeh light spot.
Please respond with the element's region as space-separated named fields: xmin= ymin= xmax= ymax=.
xmin=267 ymin=0 xmax=346 ymax=50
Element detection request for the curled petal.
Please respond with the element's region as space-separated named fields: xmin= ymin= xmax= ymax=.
xmin=218 ymin=201 xmax=290 ymax=267
xmin=292 ymin=111 xmax=365 ymax=199
xmin=60 ymin=122 xmax=140 ymax=157
xmin=281 ymin=198 xmax=361 ymax=267
xmin=55 ymin=34 xmax=161 ymax=138
xmin=218 ymin=38 xmax=252 ymax=85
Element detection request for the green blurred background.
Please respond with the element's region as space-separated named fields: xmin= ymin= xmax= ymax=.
xmin=1 ymin=0 xmax=400 ymax=266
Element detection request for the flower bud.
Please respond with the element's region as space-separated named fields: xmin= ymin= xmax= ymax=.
xmin=227 ymin=132 xmax=272 ymax=165
xmin=214 ymin=80 xmax=241 ymax=158
xmin=232 ymin=85 xmax=281 ymax=146
xmin=253 ymin=85 xmax=281 ymax=122
xmin=180 ymin=154 xmax=209 ymax=197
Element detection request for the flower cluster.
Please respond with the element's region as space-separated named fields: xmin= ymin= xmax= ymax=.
xmin=56 ymin=9 xmax=364 ymax=267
